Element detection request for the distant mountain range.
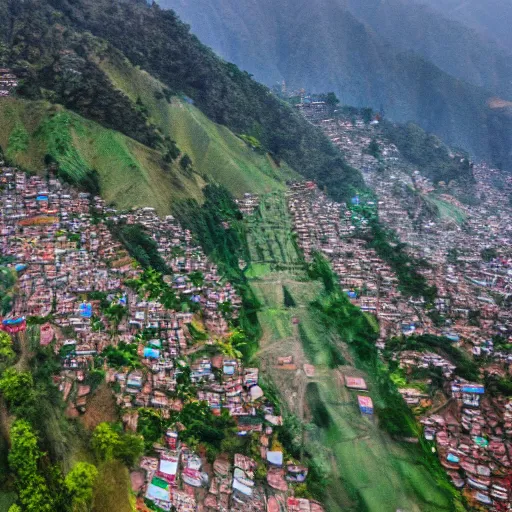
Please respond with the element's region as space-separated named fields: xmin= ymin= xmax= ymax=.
xmin=418 ymin=0 xmax=512 ymax=50
xmin=159 ymin=0 xmax=512 ymax=172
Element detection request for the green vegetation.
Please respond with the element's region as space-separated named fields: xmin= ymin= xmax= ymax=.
xmin=0 ymin=99 xmax=204 ymax=214
xmin=0 ymin=326 xmax=135 ymax=511
xmin=65 ymin=462 xmax=98 ymax=512
xmin=283 ymin=285 xmax=296 ymax=308
xmin=8 ymin=420 xmax=55 ymax=512
xmin=91 ymin=423 xmax=144 ymax=466
xmin=137 ymin=409 xmax=166 ymax=450
xmin=173 ymin=184 xmax=262 ymax=358
xmin=380 ymin=121 xmax=474 ymax=185
xmin=98 ymin=52 xmax=296 ymax=197
xmin=364 ymin=223 xmax=437 ymax=301
xmin=0 ymin=265 xmax=16 ymax=315
xmin=102 ymin=342 xmax=141 ymax=370
xmin=243 ymin=194 xmax=457 ymax=511
xmin=386 ymin=334 xmax=479 ymax=382
xmin=365 ymin=138 xmax=381 ymax=159
xmin=156 ymin=0 xmax=512 ymax=173
xmin=481 ymin=247 xmax=498 ymax=262
xmin=109 ymin=223 xmax=168 ymax=273
xmin=39 ymin=112 xmax=100 ymax=194
xmin=0 ymin=368 xmax=34 ymax=405
xmin=0 ymin=331 xmax=15 ymax=362
xmin=425 ymin=196 xmax=467 ymax=225
xmin=92 ymin=460 xmax=133 ymax=512
xmin=3 ymin=0 xmax=365 ymax=202
xmin=6 ymin=123 xmax=29 ymax=158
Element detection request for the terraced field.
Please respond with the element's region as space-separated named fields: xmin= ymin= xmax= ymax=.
xmin=245 ymin=192 xmax=455 ymax=512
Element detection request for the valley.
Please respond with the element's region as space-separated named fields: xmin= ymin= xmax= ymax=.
xmin=0 ymin=1 xmax=511 ymax=512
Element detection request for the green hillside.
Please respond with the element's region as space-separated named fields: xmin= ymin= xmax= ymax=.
xmin=0 ymin=98 xmax=205 ymax=214
xmin=97 ymin=53 xmax=296 ymax=196
xmin=244 ymin=192 xmax=455 ymax=512
xmin=0 ymin=0 xmax=364 ymax=203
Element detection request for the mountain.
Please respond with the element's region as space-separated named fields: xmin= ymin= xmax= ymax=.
xmin=158 ymin=0 xmax=512 ymax=173
xmin=342 ymin=0 xmax=512 ymax=99
xmin=417 ymin=0 xmax=512 ymax=50
xmin=0 ymin=0 xmax=363 ymax=205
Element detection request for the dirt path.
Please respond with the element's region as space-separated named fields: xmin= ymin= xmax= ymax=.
xmin=14 ymin=329 xmax=32 ymax=372
xmin=0 ymin=396 xmax=10 ymax=446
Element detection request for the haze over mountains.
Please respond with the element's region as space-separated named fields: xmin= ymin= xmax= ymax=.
xmin=159 ymin=0 xmax=512 ymax=173
xmin=418 ymin=0 xmax=512 ymax=50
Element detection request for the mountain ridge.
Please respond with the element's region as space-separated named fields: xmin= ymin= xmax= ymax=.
xmin=159 ymin=0 xmax=512 ymax=173
xmin=0 ymin=0 xmax=365 ymax=203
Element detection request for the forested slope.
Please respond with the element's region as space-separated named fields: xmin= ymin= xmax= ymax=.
xmin=160 ymin=0 xmax=512 ymax=173
xmin=0 ymin=0 xmax=364 ymax=202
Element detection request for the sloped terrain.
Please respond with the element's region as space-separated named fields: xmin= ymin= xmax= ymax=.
xmin=0 ymin=98 xmax=205 ymax=214
xmin=160 ymin=0 xmax=512 ymax=172
xmin=97 ymin=52 xmax=297 ymax=196
xmin=245 ymin=192 xmax=454 ymax=512
xmin=0 ymin=0 xmax=364 ymax=202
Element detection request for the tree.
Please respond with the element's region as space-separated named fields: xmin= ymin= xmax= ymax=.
xmin=65 ymin=462 xmax=98 ymax=511
xmin=218 ymin=300 xmax=233 ymax=320
xmin=91 ymin=423 xmax=120 ymax=461
xmin=115 ymin=432 xmax=145 ymax=467
xmin=361 ymin=107 xmax=374 ymax=124
xmin=104 ymin=303 xmax=127 ymax=332
xmin=366 ymin=139 xmax=381 ymax=159
xmin=215 ymin=338 xmax=242 ymax=359
xmin=0 ymin=266 xmax=16 ymax=315
xmin=137 ymin=409 xmax=165 ymax=449
xmin=8 ymin=420 xmax=55 ymax=512
xmin=447 ymin=248 xmax=459 ymax=264
xmin=0 ymin=368 xmax=33 ymax=405
xmin=481 ymin=247 xmax=498 ymax=262
xmin=325 ymin=92 xmax=339 ymax=107
xmin=188 ymin=271 xmax=204 ymax=288
xmin=132 ymin=268 xmax=165 ymax=300
xmin=160 ymin=287 xmax=179 ymax=311
xmin=180 ymin=153 xmax=192 ymax=170
xmin=0 ymin=331 xmax=15 ymax=364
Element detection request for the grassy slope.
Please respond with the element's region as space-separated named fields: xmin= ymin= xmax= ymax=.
xmin=97 ymin=53 xmax=297 ymax=197
xmin=93 ymin=460 xmax=133 ymax=512
xmin=245 ymin=192 xmax=453 ymax=512
xmin=0 ymin=98 xmax=205 ymax=215
xmin=426 ymin=195 xmax=468 ymax=225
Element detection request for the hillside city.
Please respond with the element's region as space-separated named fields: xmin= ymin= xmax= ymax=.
xmin=0 ymin=70 xmax=511 ymax=512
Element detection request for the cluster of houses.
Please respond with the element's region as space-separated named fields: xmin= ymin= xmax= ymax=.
xmin=421 ymin=386 xmax=511 ymax=508
xmin=289 ymin=105 xmax=512 ymax=508
xmin=1 ymin=95 xmax=511 ymax=509
xmin=312 ymin=111 xmax=512 ymax=356
xmin=138 ymin=440 xmax=320 ymax=512
xmin=0 ymin=164 xmax=322 ymax=511
xmin=0 ymin=68 xmax=18 ymax=97
xmin=287 ymin=182 xmax=425 ymax=342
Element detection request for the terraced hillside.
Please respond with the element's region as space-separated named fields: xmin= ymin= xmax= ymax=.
xmin=244 ymin=192 xmax=456 ymax=512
